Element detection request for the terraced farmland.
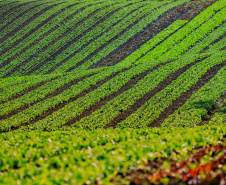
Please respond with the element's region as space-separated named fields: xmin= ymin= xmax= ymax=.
xmin=0 ymin=0 xmax=226 ymax=184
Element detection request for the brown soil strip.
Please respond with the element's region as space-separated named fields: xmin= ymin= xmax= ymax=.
xmin=104 ymin=57 xmax=208 ymax=129
xmin=66 ymin=2 xmax=170 ymax=72
xmin=10 ymin=69 xmax=130 ymax=131
xmin=90 ymin=0 xmax=214 ymax=68
xmin=0 ymin=76 xmax=59 ymax=105
xmin=199 ymin=93 xmax=226 ymax=126
xmin=0 ymin=3 xmax=98 ymax=69
xmin=149 ymin=61 xmax=226 ymax=127
xmin=0 ymin=2 xmax=33 ymax=21
xmin=0 ymin=3 xmax=61 ymax=43
xmin=27 ymin=2 xmax=138 ymax=75
xmin=2 ymin=3 xmax=113 ymax=77
xmin=63 ymin=61 xmax=173 ymax=127
xmin=0 ymin=73 xmax=97 ymax=121
xmin=43 ymin=2 xmax=143 ymax=75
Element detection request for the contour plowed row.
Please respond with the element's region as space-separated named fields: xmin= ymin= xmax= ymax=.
xmin=9 ymin=69 xmax=130 ymax=131
xmin=0 ymin=2 xmax=61 ymax=43
xmin=0 ymin=73 xmax=97 ymax=120
xmin=150 ymin=61 xmax=225 ymax=127
xmin=0 ymin=2 xmax=98 ymax=69
xmin=91 ymin=0 xmax=216 ymax=68
xmin=104 ymin=57 xmax=207 ymax=128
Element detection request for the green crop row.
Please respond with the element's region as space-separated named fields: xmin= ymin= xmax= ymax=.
xmin=0 ymin=69 xmax=103 ymax=117
xmin=32 ymin=0 xmax=152 ymax=75
xmin=0 ymin=74 xmax=58 ymax=103
xmin=135 ymin=0 xmax=226 ymax=64
xmin=72 ymin=55 xmax=210 ymax=129
xmin=0 ymin=1 xmax=56 ymax=41
xmin=159 ymin=7 xmax=226 ymax=60
xmin=206 ymin=35 xmax=226 ymax=53
xmin=184 ymin=23 xmax=226 ymax=55
xmin=14 ymin=1 xmax=156 ymax=77
xmin=0 ymin=1 xmax=44 ymax=29
xmin=0 ymin=1 xmax=120 ymax=77
xmin=119 ymin=20 xmax=188 ymax=66
xmin=0 ymin=124 xmax=225 ymax=184
xmin=56 ymin=0 xmax=188 ymax=73
xmin=161 ymin=65 xmax=226 ymax=127
xmin=0 ymin=1 xmax=91 ymax=64
xmin=119 ymin=53 xmax=226 ymax=128
xmin=24 ymin=54 xmax=205 ymax=131
xmin=0 ymin=65 xmax=129 ymax=131
xmin=0 ymin=1 xmax=21 ymax=16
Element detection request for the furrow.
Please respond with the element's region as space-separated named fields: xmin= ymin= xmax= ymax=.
xmin=0 ymin=73 xmax=96 ymax=121
xmin=11 ymin=70 xmax=128 ymax=131
xmin=27 ymin=2 xmax=137 ymax=75
xmin=63 ymin=61 xmax=173 ymax=127
xmin=202 ymin=32 xmax=226 ymax=53
xmin=66 ymin=2 xmax=167 ymax=72
xmin=0 ymin=2 xmax=98 ymax=69
xmin=149 ymin=61 xmax=226 ymax=127
xmin=104 ymin=56 xmax=207 ymax=128
xmin=0 ymin=2 xmax=80 ymax=55
xmin=91 ymin=0 xmax=214 ymax=68
xmin=2 ymin=2 xmax=114 ymax=77
xmin=0 ymin=1 xmax=33 ymax=21
xmin=0 ymin=3 xmax=61 ymax=43
xmin=0 ymin=76 xmax=59 ymax=105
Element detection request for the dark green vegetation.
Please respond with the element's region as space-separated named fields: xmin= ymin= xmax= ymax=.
xmin=0 ymin=0 xmax=225 ymax=184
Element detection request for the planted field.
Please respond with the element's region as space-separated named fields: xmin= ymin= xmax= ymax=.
xmin=0 ymin=0 xmax=225 ymax=184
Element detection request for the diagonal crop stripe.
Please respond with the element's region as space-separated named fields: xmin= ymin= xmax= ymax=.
xmin=91 ymin=0 xmax=216 ymax=68
xmin=26 ymin=2 xmax=141 ymax=75
xmin=149 ymin=61 xmax=226 ymax=127
xmin=0 ymin=2 xmax=100 ymax=70
xmin=104 ymin=56 xmax=208 ymax=128
xmin=1 ymin=2 xmax=117 ymax=78
xmin=0 ymin=1 xmax=33 ymax=20
xmin=0 ymin=2 xmax=80 ymax=55
xmin=0 ymin=2 xmax=62 ymax=43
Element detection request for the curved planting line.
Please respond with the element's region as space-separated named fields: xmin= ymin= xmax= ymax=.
xmin=0 ymin=2 xmax=61 ymax=43
xmin=0 ymin=76 xmax=59 ymax=105
xmin=10 ymin=69 xmax=129 ymax=131
xmin=90 ymin=0 xmax=212 ymax=68
xmin=27 ymin=2 xmax=139 ymax=75
xmin=0 ymin=1 xmax=19 ymax=14
xmin=3 ymin=2 xmax=115 ymax=78
xmin=66 ymin=1 xmax=170 ymax=72
xmin=62 ymin=61 xmax=173 ymax=127
xmin=202 ymin=32 xmax=226 ymax=53
xmin=149 ymin=61 xmax=226 ymax=127
xmin=0 ymin=2 xmax=80 ymax=56
xmin=104 ymin=56 xmax=207 ymax=129
xmin=0 ymin=73 xmax=97 ymax=121
xmin=0 ymin=1 xmax=32 ymax=21
xmin=0 ymin=2 xmax=98 ymax=70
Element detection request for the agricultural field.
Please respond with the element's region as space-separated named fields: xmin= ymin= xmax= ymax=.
xmin=0 ymin=0 xmax=225 ymax=184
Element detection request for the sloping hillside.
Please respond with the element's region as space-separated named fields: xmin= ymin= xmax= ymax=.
xmin=0 ymin=0 xmax=225 ymax=184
